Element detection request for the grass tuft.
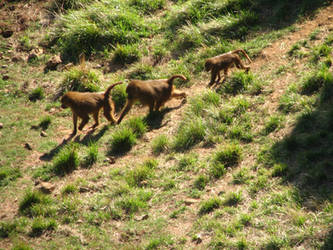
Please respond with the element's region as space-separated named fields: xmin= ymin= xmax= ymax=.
xmin=199 ymin=197 xmax=221 ymax=215
xmin=109 ymin=127 xmax=136 ymax=155
xmin=53 ymin=143 xmax=80 ymax=175
xmin=213 ymin=144 xmax=242 ymax=168
xmin=29 ymin=87 xmax=44 ymax=101
xmin=19 ymin=190 xmax=52 ymax=217
xmin=151 ymin=134 xmax=169 ymax=155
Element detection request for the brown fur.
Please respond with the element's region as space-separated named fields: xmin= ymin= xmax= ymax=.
xmin=61 ymin=82 xmax=123 ymax=135
xmin=205 ymin=49 xmax=252 ymax=86
xmin=117 ymin=75 xmax=187 ymax=124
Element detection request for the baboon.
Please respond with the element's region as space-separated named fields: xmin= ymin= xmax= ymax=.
xmin=117 ymin=75 xmax=187 ymax=124
xmin=61 ymin=82 xmax=123 ymax=135
xmin=205 ymin=49 xmax=252 ymax=86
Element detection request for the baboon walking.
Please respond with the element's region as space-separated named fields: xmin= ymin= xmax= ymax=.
xmin=61 ymin=82 xmax=123 ymax=135
xmin=205 ymin=49 xmax=252 ymax=86
xmin=117 ymin=75 xmax=187 ymax=124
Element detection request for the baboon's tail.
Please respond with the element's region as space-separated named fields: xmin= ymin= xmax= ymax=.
xmin=167 ymin=74 xmax=187 ymax=85
xmin=231 ymin=49 xmax=252 ymax=63
xmin=103 ymin=81 xmax=124 ymax=123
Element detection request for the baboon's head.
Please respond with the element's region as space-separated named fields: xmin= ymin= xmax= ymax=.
xmin=60 ymin=94 xmax=69 ymax=109
xmin=204 ymin=61 xmax=212 ymax=71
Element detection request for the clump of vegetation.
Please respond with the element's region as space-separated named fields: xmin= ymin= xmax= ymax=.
xmin=177 ymin=153 xmax=197 ymax=171
xmin=194 ymin=175 xmax=208 ymax=190
xmin=53 ymin=143 xmax=80 ymax=175
xmin=129 ymin=0 xmax=166 ymax=14
xmin=30 ymin=218 xmax=57 ymax=237
xmin=213 ymin=144 xmax=242 ymax=168
xmin=199 ymin=197 xmax=221 ymax=215
xmin=151 ymin=134 xmax=169 ymax=155
xmin=19 ymin=190 xmax=52 ymax=217
xmin=223 ymin=71 xmax=254 ymax=95
xmin=173 ymin=118 xmax=206 ymax=151
xmin=82 ymin=142 xmax=98 ymax=168
xmin=0 ymin=167 xmax=21 ymax=187
xmin=209 ymin=162 xmax=226 ymax=179
xmin=61 ymin=184 xmax=78 ymax=195
xmin=60 ymin=66 xmax=100 ymax=93
xmin=126 ymin=164 xmax=154 ymax=187
xmin=39 ymin=116 xmax=52 ymax=130
xmin=112 ymin=43 xmax=141 ymax=66
xmin=50 ymin=0 xmax=92 ymax=12
xmin=300 ymin=66 xmax=333 ymax=95
xmin=0 ymin=221 xmax=18 ymax=238
xmin=29 ymin=87 xmax=45 ymax=101
xmin=263 ymin=115 xmax=283 ymax=135
xmin=109 ymin=127 xmax=136 ymax=155
xmin=223 ymin=191 xmax=242 ymax=206
xmin=125 ymin=117 xmax=147 ymax=138
xmin=127 ymin=63 xmax=154 ymax=80
xmin=53 ymin=2 xmax=150 ymax=61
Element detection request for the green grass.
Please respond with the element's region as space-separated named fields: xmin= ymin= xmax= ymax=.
xmin=28 ymin=87 xmax=44 ymax=101
xmin=60 ymin=66 xmax=100 ymax=93
xmin=223 ymin=191 xmax=242 ymax=206
xmin=151 ymin=134 xmax=169 ymax=155
xmin=0 ymin=220 xmax=18 ymax=238
xmin=82 ymin=142 xmax=98 ymax=168
xmin=52 ymin=143 xmax=80 ymax=175
xmin=61 ymin=183 xmax=78 ymax=195
xmin=112 ymin=43 xmax=141 ymax=65
xmin=194 ymin=175 xmax=208 ymax=190
xmin=19 ymin=190 xmax=52 ymax=217
xmin=30 ymin=218 xmax=57 ymax=237
xmin=126 ymin=164 xmax=154 ymax=187
xmin=199 ymin=197 xmax=221 ymax=215
xmin=38 ymin=116 xmax=52 ymax=130
xmin=109 ymin=127 xmax=136 ymax=155
xmin=213 ymin=144 xmax=242 ymax=168
xmin=172 ymin=117 xmax=206 ymax=151
xmin=177 ymin=153 xmax=197 ymax=171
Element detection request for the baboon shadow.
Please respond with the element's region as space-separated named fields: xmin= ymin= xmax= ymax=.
xmin=39 ymin=134 xmax=74 ymax=161
xmin=40 ymin=125 xmax=109 ymax=161
xmin=74 ymin=125 xmax=110 ymax=145
xmin=144 ymin=102 xmax=185 ymax=130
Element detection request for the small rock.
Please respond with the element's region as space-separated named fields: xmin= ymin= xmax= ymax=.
xmin=104 ymin=157 xmax=116 ymax=164
xmin=2 ymin=75 xmax=9 ymax=80
xmin=40 ymin=131 xmax=47 ymax=137
xmin=1 ymin=65 xmax=8 ymax=69
xmin=12 ymin=56 xmax=23 ymax=62
xmin=0 ymin=123 xmax=3 ymax=129
xmin=24 ymin=143 xmax=32 ymax=150
xmin=38 ymin=181 xmax=55 ymax=194
xmin=79 ymin=187 xmax=90 ymax=193
xmin=2 ymin=30 xmax=13 ymax=38
xmin=184 ymin=198 xmax=198 ymax=206
xmin=27 ymin=53 xmax=38 ymax=62
xmin=134 ymin=214 xmax=149 ymax=221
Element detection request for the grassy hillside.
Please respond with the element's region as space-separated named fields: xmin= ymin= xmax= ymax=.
xmin=0 ymin=0 xmax=333 ymax=249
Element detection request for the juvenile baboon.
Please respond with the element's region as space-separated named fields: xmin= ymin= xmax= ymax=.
xmin=205 ymin=49 xmax=252 ymax=86
xmin=117 ymin=75 xmax=187 ymax=124
xmin=61 ymin=82 xmax=123 ymax=135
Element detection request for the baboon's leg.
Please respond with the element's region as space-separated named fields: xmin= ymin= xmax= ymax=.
xmin=78 ymin=114 xmax=90 ymax=131
xmin=220 ymin=67 xmax=229 ymax=83
xmin=91 ymin=110 xmax=100 ymax=128
xmin=148 ymin=100 xmax=155 ymax=113
xmin=72 ymin=112 xmax=78 ymax=135
xmin=117 ymin=99 xmax=134 ymax=124
xmin=171 ymin=89 xmax=186 ymax=99
xmin=216 ymin=70 xmax=222 ymax=84
xmin=208 ymin=68 xmax=218 ymax=86
xmin=154 ymin=100 xmax=164 ymax=111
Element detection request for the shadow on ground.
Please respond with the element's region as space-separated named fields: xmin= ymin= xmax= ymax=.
xmin=266 ymin=71 xmax=333 ymax=245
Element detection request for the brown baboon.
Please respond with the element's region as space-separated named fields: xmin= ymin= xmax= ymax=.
xmin=61 ymin=82 xmax=123 ymax=135
xmin=117 ymin=75 xmax=187 ymax=124
xmin=205 ymin=49 xmax=252 ymax=87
